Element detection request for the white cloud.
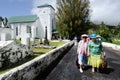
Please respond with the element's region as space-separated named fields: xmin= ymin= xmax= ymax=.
xmin=31 ymin=0 xmax=120 ymax=25
xmin=31 ymin=0 xmax=56 ymax=14
xmin=90 ymin=0 xmax=120 ymax=25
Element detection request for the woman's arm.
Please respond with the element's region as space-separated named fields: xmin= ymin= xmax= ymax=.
xmin=87 ymin=46 xmax=90 ymax=56
xmin=77 ymin=41 xmax=82 ymax=54
xmin=100 ymin=43 xmax=106 ymax=58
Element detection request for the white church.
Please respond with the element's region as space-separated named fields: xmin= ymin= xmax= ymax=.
xmin=7 ymin=4 xmax=56 ymax=44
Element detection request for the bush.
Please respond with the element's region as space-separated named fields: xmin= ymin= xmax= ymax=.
xmin=105 ymin=38 xmax=112 ymax=43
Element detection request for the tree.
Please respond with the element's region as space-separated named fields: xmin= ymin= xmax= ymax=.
xmin=98 ymin=22 xmax=111 ymax=40
xmin=114 ymin=24 xmax=120 ymax=39
xmin=56 ymin=0 xmax=90 ymax=40
xmin=87 ymin=22 xmax=100 ymax=34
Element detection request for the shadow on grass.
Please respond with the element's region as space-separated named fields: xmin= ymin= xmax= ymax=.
xmin=34 ymin=52 xmax=45 ymax=55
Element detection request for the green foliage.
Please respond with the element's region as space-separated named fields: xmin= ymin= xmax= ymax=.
xmin=98 ymin=22 xmax=110 ymax=39
xmin=88 ymin=22 xmax=99 ymax=34
xmin=106 ymin=24 xmax=120 ymax=39
xmin=56 ymin=0 xmax=90 ymax=40
xmin=113 ymin=40 xmax=120 ymax=45
xmin=88 ymin=21 xmax=120 ymax=40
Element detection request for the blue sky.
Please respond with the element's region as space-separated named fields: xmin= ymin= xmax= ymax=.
xmin=0 ymin=0 xmax=32 ymax=18
xmin=0 ymin=0 xmax=120 ymax=25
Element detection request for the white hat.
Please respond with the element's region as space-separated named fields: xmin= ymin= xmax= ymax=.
xmin=81 ymin=34 xmax=88 ymax=37
xmin=96 ymin=35 xmax=101 ymax=38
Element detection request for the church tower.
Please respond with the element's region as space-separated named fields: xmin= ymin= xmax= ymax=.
xmin=36 ymin=4 xmax=56 ymax=40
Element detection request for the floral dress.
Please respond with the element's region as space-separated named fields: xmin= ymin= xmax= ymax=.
xmin=88 ymin=40 xmax=103 ymax=68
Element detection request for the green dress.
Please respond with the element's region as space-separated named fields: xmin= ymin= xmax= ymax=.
xmin=88 ymin=40 xmax=103 ymax=68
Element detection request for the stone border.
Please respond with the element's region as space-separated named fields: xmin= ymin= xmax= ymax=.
xmin=0 ymin=42 xmax=33 ymax=68
xmin=102 ymin=42 xmax=120 ymax=51
xmin=0 ymin=41 xmax=74 ymax=80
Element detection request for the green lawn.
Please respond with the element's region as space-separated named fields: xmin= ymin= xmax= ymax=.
xmin=33 ymin=48 xmax=52 ymax=55
xmin=0 ymin=40 xmax=66 ymax=74
xmin=33 ymin=41 xmax=66 ymax=55
xmin=112 ymin=40 xmax=120 ymax=45
xmin=50 ymin=41 xmax=66 ymax=47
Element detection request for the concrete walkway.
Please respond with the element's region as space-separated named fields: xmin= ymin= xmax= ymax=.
xmin=44 ymin=46 xmax=120 ymax=80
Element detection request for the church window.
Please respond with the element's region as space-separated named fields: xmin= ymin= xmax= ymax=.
xmin=27 ymin=26 xmax=32 ymax=37
xmin=36 ymin=27 xmax=38 ymax=36
xmin=16 ymin=27 xmax=18 ymax=36
xmin=27 ymin=26 xmax=31 ymax=33
xmin=43 ymin=11 xmax=45 ymax=13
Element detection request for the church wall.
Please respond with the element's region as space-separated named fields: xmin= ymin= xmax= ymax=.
xmin=10 ymin=5 xmax=56 ymax=41
xmin=34 ymin=18 xmax=43 ymax=39
xmin=10 ymin=22 xmax=37 ymax=42
xmin=36 ymin=7 xmax=56 ymax=40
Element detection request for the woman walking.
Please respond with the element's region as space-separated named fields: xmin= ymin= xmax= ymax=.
xmin=88 ymin=34 xmax=106 ymax=72
xmin=77 ymin=34 xmax=89 ymax=73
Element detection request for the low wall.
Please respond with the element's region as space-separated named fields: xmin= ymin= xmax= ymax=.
xmin=102 ymin=42 xmax=120 ymax=51
xmin=0 ymin=41 xmax=74 ymax=80
xmin=0 ymin=41 xmax=33 ymax=68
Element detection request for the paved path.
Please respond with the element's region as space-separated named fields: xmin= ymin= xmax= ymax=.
xmin=44 ymin=46 xmax=120 ymax=80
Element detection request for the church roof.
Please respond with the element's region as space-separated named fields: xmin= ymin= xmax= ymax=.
xmin=37 ymin=4 xmax=55 ymax=10
xmin=8 ymin=15 xmax=38 ymax=23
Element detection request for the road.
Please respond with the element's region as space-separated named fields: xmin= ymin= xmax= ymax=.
xmin=44 ymin=45 xmax=120 ymax=80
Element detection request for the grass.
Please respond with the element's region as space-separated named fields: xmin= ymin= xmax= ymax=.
xmin=49 ymin=41 xmax=66 ymax=47
xmin=32 ymin=41 xmax=66 ymax=55
xmin=0 ymin=40 xmax=66 ymax=74
xmin=112 ymin=40 xmax=120 ymax=45
xmin=33 ymin=48 xmax=52 ymax=55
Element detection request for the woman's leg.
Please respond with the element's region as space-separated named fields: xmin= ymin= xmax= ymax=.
xmin=92 ymin=67 xmax=95 ymax=72
xmin=80 ymin=65 xmax=83 ymax=73
xmin=78 ymin=54 xmax=83 ymax=73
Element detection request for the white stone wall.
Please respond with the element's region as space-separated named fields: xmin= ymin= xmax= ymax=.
xmin=102 ymin=42 xmax=120 ymax=50
xmin=35 ymin=18 xmax=44 ymax=39
xmin=10 ymin=22 xmax=38 ymax=42
xmin=0 ymin=41 xmax=74 ymax=80
xmin=0 ymin=33 xmax=6 ymax=41
xmin=0 ymin=28 xmax=13 ymax=41
xmin=0 ymin=42 xmax=33 ymax=68
xmin=11 ymin=24 xmax=16 ymax=40
xmin=37 ymin=6 xmax=56 ymax=40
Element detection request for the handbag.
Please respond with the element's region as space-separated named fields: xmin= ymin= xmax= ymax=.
xmin=101 ymin=59 xmax=107 ymax=69
xmin=99 ymin=57 xmax=107 ymax=72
